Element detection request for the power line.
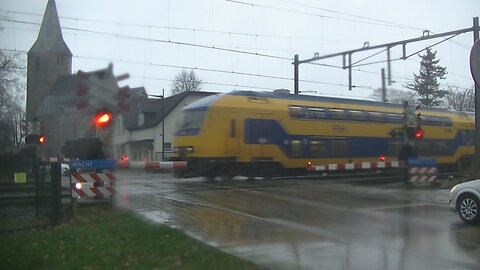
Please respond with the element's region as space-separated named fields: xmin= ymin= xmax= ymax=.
xmin=0 ymin=9 xmax=362 ymax=44
xmin=226 ymin=0 xmax=430 ymax=30
xmin=1 ymin=17 xmax=292 ymax=61
xmin=267 ymin=0 xmax=426 ymax=31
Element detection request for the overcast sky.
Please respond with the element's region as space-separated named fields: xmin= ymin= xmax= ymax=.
xmin=0 ymin=0 xmax=478 ymax=99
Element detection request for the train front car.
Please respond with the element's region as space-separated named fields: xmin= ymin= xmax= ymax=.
xmin=173 ymin=93 xmax=223 ymax=178
xmin=173 ymin=91 xmax=287 ymax=179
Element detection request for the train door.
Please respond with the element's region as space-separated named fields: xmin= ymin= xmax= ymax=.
xmin=245 ymin=114 xmax=275 ymax=159
xmin=226 ymin=113 xmax=240 ymax=156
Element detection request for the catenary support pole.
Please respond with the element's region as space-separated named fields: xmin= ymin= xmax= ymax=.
xmin=474 ymin=17 xmax=479 ymax=158
xmin=293 ymin=54 xmax=299 ymax=94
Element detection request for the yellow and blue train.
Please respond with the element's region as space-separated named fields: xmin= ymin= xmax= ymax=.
xmin=173 ymin=90 xmax=475 ymax=179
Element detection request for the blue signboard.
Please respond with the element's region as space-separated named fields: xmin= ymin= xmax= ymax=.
xmin=407 ymin=159 xmax=437 ymax=167
xmin=70 ymin=159 xmax=116 ymax=170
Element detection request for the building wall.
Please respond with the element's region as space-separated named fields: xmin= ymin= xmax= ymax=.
xmin=111 ymin=94 xmax=211 ymax=161
xmin=26 ymin=51 xmax=72 ymax=121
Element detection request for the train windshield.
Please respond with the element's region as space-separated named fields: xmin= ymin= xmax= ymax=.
xmin=175 ymin=109 xmax=206 ymax=136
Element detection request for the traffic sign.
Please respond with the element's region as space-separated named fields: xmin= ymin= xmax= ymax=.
xmin=407 ymin=159 xmax=436 ymax=167
xmin=70 ymin=159 xmax=117 ymax=170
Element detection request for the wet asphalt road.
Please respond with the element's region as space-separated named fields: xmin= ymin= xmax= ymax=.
xmin=115 ymin=171 xmax=480 ymax=270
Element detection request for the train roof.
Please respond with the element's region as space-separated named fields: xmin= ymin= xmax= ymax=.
xmin=184 ymin=90 xmax=474 ymax=120
xmin=227 ymin=90 xmax=473 ymax=115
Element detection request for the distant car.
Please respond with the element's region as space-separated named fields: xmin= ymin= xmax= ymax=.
xmin=449 ymin=179 xmax=480 ymax=224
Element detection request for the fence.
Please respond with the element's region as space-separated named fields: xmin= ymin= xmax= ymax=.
xmin=0 ymin=160 xmax=66 ymax=232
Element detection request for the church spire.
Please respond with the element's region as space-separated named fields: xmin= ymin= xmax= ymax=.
xmin=28 ymin=0 xmax=72 ymax=55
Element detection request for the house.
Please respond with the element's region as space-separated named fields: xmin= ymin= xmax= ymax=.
xmin=111 ymin=91 xmax=216 ymax=161
xmin=28 ymin=0 xmax=217 ymax=161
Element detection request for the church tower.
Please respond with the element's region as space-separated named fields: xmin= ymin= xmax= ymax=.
xmin=26 ymin=0 xmax=72 ymax=121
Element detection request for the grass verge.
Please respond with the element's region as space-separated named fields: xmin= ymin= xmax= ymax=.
xmin=0 ymin=205 xmax=265 ymax=270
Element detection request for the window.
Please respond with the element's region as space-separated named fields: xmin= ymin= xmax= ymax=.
xmin=330 ymin=109 xmax=347 ymax=120
xmin=385 ymin=113 xmax=402 ymax=123
xmin=388 ymin=141 xmax=402 ymax=156
xmin=308 ymin=107 xmax=327 ymax=119
xmin=349 ymin=110 xmax=366 ymax=121
xmin=331 ymin=140 xmax=348 ymax=157
xmin=230 ymin=119 xmax=236 ymax=138
xmin=418 ymin=141 xmax=430 ymax=155
xmin=57 ymin=55 xmax=64 ymax=66
xmin=431 ymin=140 xmax=449 ymax=155
xmin=176 ymin=110 xmax=206 ymax=130
xmin=291 ymin=140 xmax=303 ymax=157
xmin=367 ymin=111 xmax=384 ymax=122
xmin=289 ymin=106 xmax=306 ymax=118
xmin=309 ymin=139 xmax=326 ymax=158
xmin=35 ymin=57 xmax=40 ymax=71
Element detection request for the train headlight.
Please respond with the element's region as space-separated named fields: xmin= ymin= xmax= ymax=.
xmin=186 ymin=146 xmax=195 ymax=152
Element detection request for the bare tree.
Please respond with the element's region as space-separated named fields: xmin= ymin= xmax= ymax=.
xmin=171 ymin=69 xmax=203 ymax=95
xmin=0 ymin=50 xmax=26 ymax=151
xmin=444 ymin=85 xmax=474 ymax=112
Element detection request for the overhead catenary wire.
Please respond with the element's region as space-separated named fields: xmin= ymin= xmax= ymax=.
xmin=1 ymin=9 xmax=474 ymax=94
xmin=1 ymin=17 xmax=292 ymax=61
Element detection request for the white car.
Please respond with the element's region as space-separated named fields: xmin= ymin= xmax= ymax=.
xmin=449 ymin=179 xmax=480 ymax=224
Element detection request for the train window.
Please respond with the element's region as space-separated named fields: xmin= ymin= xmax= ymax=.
xmin=367 ymin=111 xmax=384 ymax=122
xmin=418 ymin=141 xmax=430 ymax=155
xmin=331 ymin=140 xmax=348 ymax=157
xmin=309 ymin=139 xmax=327 ymax=158
xmin=176 ymin=109 xmax=207 ymax=135
xmin=385 ymin=113 xmax=403 ymax=123
xmin=460 ymin=130 xmax=474 ymax=146
xmin=431 ymin=140 xmax=449 ymax=155
xmin=308 ymin=107 xmax=327 ymax=119
xmin=330 ymin=109 xmax=347 ymax=120
xmin=291 ymin=140 xmax=303 ymax=158
xmin=388 ymin=141 xmax=402 ymax=156
xmin=349 ymin=110 xmax=366 ymax=121
xmin=422 ymin=116 xmax=452 ymax=127
xmin=289 ymin=106 xmax=306 ymax=118
xmin=230 ymin=119 xmax=236 ymax=138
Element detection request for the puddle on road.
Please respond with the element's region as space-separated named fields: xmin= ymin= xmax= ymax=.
xmin=116 ymin=180 xmax=480 ymax=270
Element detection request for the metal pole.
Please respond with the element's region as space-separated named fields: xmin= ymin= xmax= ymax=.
xmin=50 ymin=162 xmax=62 ymax=226
xmin=381 ymin=68 xmax=386 ymax=103
xmin=293 ymin=54 xmax=299 ymax=94
xmin=387 ymin=47 xmax=392 ymax=85
xmin=348 ymin=54 xmax=352 ymax=90
xmin=161 ymin=88 xmax=165 ymax=161
xmin=474 ymin=17 xmax=480 ymax=159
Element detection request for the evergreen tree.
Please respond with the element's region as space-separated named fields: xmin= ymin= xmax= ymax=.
xmin=406 ymin=48 xmax=447 ymax=107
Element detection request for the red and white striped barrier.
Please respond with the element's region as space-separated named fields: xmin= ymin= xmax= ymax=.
xmin=71 ymin=172 xmax=115 ymax=198
xmin=118 ymin=160 xmax=187 ymax=170
xmin=408 ymin=167 xmax=437 ymax=183
xmin=307 ymin=161 xmax=400 ymax=172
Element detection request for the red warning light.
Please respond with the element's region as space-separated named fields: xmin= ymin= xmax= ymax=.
xmin=94 ymin=112 xmax=113 ymax=127
xmin=38 ymin=135 xmax=46 ymax=144
xmin=415 ymin=129 xmax=425 ymax=139
xmin=379 ymin=154 xmax=386 ymax=161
